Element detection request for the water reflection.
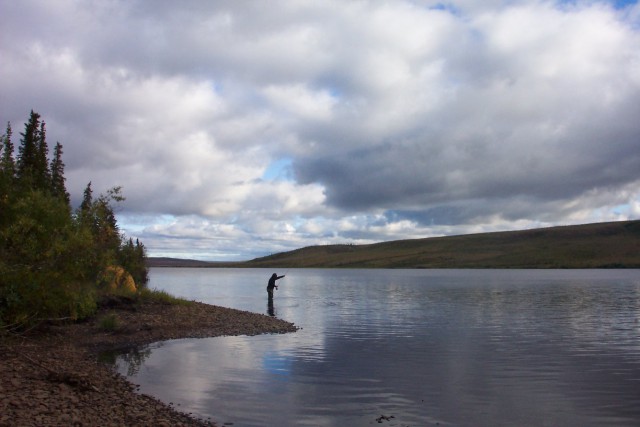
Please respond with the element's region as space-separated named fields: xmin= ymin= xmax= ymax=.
xmin=99 ymin=346 xmax=154 ymax=376
xmin=115 ymin=269 xmax=640 ymax=426
xmin=117 ymin=346 xmax=154 ymax=376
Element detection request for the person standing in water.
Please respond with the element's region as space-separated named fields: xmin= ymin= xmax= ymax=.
xmin=267 ymin=273 xmax=285 ymax=299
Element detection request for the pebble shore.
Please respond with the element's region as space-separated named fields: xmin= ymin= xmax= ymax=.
xmin=1 ymin=298 xmax=298 ymax=426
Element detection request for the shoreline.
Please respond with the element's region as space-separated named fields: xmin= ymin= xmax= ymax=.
xmin=1 ymin=298 xmax=298 ymax=426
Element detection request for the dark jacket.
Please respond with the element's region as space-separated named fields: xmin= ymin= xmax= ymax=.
xmin=267 ymin=274 xmax=284 ymax=290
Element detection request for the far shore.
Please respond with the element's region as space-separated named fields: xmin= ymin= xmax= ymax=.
xmin=1 ymin=296 xmax=298 ymax=426
xmin=147 ymin=219 xmax=640 ymax=269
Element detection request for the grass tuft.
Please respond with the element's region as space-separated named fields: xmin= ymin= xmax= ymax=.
xmin=136 ymin=288 xmax=192 ymax=305
xmin=98 ymin=312 xmax=120 ymax=331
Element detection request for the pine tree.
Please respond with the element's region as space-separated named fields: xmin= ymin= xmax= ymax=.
xmin=117 ymin=237 xmax=149 ymax=287
xmin=17 ymin=110 xmax=40 ymax=186
xmin=35 ymin=120 xmax=50 ymax=189
xmin=1 ymin=122 xmax=15 ymax=178
xmin=77 ymin=183 xmax=124 ymax=269
xmin=94 ymin=187 xmax=123 ymax=255
xmin=16 ymin=110 xmax=50 ymax=191
xmin=80 ymin=181 xmax=93 ymax=215
xmin=134 ymin=238 xmax=149 ymax=285
xmin=0 ymin=123 xmax=16 ymax=226
xmin=50 ymin=142 xmax=70 ymax=206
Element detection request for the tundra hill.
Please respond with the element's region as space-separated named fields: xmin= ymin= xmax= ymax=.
xmin=242 ymin=220 xmax=640 ymax=269
xmin=146 ymin=257 xmax=224 ymax=268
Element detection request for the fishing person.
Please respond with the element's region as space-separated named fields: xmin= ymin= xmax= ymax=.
xmin=267 ymin=272 xmax=285 ymax=299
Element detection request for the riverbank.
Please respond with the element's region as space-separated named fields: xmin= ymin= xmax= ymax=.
xmin=0 ymin=296 xmax=298 ymax=426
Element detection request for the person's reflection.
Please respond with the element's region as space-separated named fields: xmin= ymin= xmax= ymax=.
xmin=267 ymin=294 xmax=276 ymax=317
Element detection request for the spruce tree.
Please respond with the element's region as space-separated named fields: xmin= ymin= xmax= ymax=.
xmin=77 ymin=183 xmax=124 ymax=270
xmin=80 ymin=181 xmax=93 ymax=215
xmin=94 ymin=187 xmax=123 ymax=256
xmin=1 ymin=122 xmax=15 ymax=178
xmin=0 ymin=123 xmax=16 ymax=226
xmin=35 ymin=120 xmax=51 ymax=190
xmin=16 ymin=110 xmax=50 ymax=191
xmin=50 ymin=142 xmax=70 ymax=206
xmin=134 ymin=238 xmax=149 ymax=285
xmin=118 ymin=237 xmax=149 ymax=287
xmin=17 ymin=110 xmax=39 ymax=186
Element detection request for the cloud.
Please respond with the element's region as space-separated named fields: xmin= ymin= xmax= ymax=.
xmin=296 ymin=1 xmax=640 ymax=220
xmin=1 ymin=0 xmax=639 ymax=260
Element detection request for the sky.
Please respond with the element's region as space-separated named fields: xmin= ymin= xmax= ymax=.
xmin=1 ymin=0 xmax=640 ymax=261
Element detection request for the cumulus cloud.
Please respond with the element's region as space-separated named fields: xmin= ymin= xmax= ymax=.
xmin=1 ymin=0 xmax=639 ymax=260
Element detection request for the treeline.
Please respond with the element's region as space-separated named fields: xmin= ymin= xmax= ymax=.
xmin=0 ymin=111 xmax=148 ymax=327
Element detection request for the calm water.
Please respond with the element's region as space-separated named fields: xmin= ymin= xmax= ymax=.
xmin=114 ymin=268 xmax=640 ymax=426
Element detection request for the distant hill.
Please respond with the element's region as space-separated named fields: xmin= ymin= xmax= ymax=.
xmin=146 ymin=257 xmax=240 ymax=268
xmin=148 ymin=220 xmax=640 ymax=269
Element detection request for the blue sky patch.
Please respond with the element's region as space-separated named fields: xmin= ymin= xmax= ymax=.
xmin=262 ymin=157 xmax=294 ymax=181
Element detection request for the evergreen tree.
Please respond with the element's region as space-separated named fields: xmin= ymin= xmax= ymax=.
xmin=50 ymin=142 xmax=70 ymax=205
xmin=77 ymin=181 xmax=94 ymax=231
xmin=80 ymin=181 xmax=93 ymax=213
xmin=134 ymin=238 xmax=149 ymax=285
xmin=118 ymin=237 xmax=149 ymax=287
xmin=94 ymin=187 xmax=123 ymax=257
xmin=16 ymin=110 xmax=50 ymax=191
xmin=1 ymin=122 xmax=15 ymax=178
xmin=76 ymin=183 xmax=124 ymax=272
xmin=16 ymin=110 xmax=40 ymax=186
xmin=0 ymin=123 xmax=15 ymax=226
xmin=35 ymin=120 xmax=51 ymax=190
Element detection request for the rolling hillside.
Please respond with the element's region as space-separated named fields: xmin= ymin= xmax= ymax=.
xmin=148 ymin=220 xmax=640 ymax=269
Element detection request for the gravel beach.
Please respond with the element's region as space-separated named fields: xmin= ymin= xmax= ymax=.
xmin=1 ymin=297 xmax=298 ymax=426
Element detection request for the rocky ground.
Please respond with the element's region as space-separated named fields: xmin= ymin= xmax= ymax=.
xmin=1 ymin=297 xmax=298 ymax=426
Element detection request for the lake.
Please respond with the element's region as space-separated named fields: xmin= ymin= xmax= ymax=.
xmin=113 ymin=268 xmax=640 ymax=426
